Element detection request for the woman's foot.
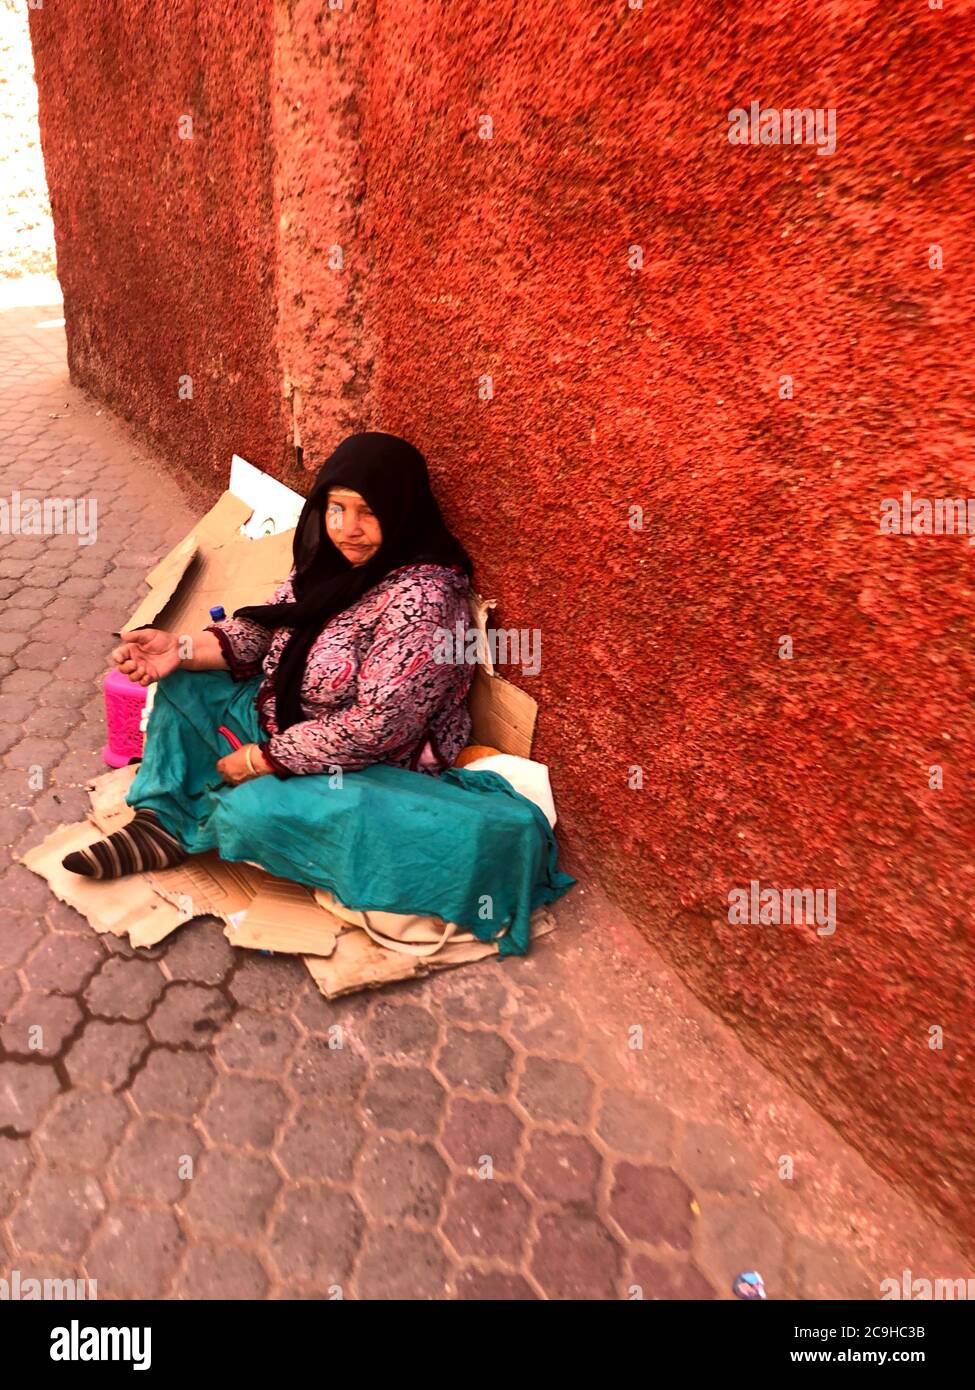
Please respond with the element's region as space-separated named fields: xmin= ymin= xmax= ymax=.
xmin=61 ymin=807 xmax=188 ymax=879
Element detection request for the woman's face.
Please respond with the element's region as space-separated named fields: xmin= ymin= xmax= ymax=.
xmin=324 ymin=487 xmax=383 ymax=566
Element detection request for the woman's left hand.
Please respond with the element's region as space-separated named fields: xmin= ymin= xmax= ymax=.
xmin=216 ymin=744 xmax=272 ymax=786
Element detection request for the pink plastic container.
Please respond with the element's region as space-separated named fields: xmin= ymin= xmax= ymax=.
xmin=101 ymin=668 xmax=148 ymax=767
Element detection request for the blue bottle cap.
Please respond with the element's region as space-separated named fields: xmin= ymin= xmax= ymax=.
xmin=209 ymin=605 xmax=226 ymax=622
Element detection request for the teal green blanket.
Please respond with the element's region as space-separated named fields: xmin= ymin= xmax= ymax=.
xmin=126 ymin=668 xmax=575 ymax=955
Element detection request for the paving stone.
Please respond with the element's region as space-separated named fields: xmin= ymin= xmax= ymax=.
xmin=791 ymin=1236 xmax=876 ymax=1300
xmin=0 ymin=807 xmax=34 ymax=858
xmin=0 ymin=608 xmax=46 ymax=633
xmin=162 ymin=922 xmax=235 ymax=984
xmin=609 ymin=1163 xmax=694 ymax=1249
xmin=0 ymin=910 xmax=45 ymax=968
xmin=50 ymin=746 xmax=104 ymax=781
xmin=1 ymin=668 xmax=48 ymax=695
xmin=531 ymin=1211 xmax=623 ymax=1300
xmin=289 ymin=1036 xmax=368 ymax=1102
xmin=436 ymin=1026 xmax=514 ymax=1095
xmin=0 ymin=733 xmax=27 ymax=771
xmin=358 ymin=1135 xmax=448 ymax=1226
xmin=360 ymin=1000 xmax=439 ymax=1060
xmin=6 ymin=586 xmax=53 ymax=610
xmin=442 ymin=1176 xmax=531 ymax=1262
xmin=215 ymin=1007 xmax=298 ymax=1074
xmin=361 ymin=1063 xmax=445 ymax=1136
xmin=147 ymin=982 xmax=231 ymax=1046
xmin=0 ymin=991 xmax=82 ymax=1056
xmin=34 ymin=1090 xmax=130 ymax=1170
xmin=268 ymin=1187 xmax=364 ymax=1288
xmin=182 ymin=1150 xmax=282 ymax=1237
xmin=22 ymin=932 xmax=104 ymax=992
xmin=129 ymin=1049 xmax=217 ymax=1117
xmin=439 ymin=1097 xmax=524 ymax=1175
xmin=202 ymin=1075 xmax=288 ymax=1149
xmin=454 ymin=1269 xmax=539 ymax=1300
xmin=84 ymin=955 xmax=166 ymax=1020
xmin=355 ymin=1226 xmax=450 ymax=1300
xmin=175 ymin=1243 xmax=271 ymax=1300
xmin=629 ymin=1255 xmax=718 ymax=1300
xmin=517 ymin=1056 xmax=594 ymax=1124
xmin=0 ymin=1060 xmax=60 ymax=1130
xmin=679 ymin=1121 xmax=763 ymax=1195
xmin=0 ymin=965 xmax=22 ymax=1015
xmin=596 ymin=1088 xmax=676 ymax=1161
xmin=58 ymin=576 xmax=104 ymax=598
xmin=45 ymin=897 xmax=91 ymax=934
xmin=9 ymin=1171 xmax=106 ymax=1258
xmin=695 ymin=1200 xmax=789 ymax=1293
xmin=110 ymin=1116 xmax=202 ymax=1202
xmin=0 ymin=863 xmax=57 ymax=913
xmin=0 ymin=1137 xmax=33 ymax=1215
xmin=53 ymin=652 xmax=110 ymax=684
xmin=275 ymin=1103 xmax=368 ymax=1182
xmin=18 ymin=642 xmax=72 ymax=670
xmin=228 ymin=953 xmax=306 ymax=1011
xmin=509 ymin=998 xmax=583 ymax=1055
xmin=290 ymin=979 xmax=362 ymax=1036
xmin=38 ymin=678 xmax=94 ymax=708
xmin=0 ymin=766 xmax=37 ymax=801
xmin=434 ymin=969 xmax=509 ymax=1025
xmin=0 ymin=633 xmax=28 ymax=658
xmin=64 ymin=1020 xmax=149 ymax=1088
xmin=86 ymin=1207 xmax=185 ymax=1299
xmin=523 ymin=1131 xmax=602 ymax=1206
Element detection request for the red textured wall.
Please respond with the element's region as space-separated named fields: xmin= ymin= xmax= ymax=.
xmin=28 ymin=0 xmax=286 ymax=505
xmin=31 ymin=0 xmax=975 ymax=1245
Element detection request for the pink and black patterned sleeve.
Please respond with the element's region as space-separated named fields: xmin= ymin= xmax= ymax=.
xmin=204 ymin=570 xmax=295 ymax=680
xmin=259 ymin=578 xmax=467 ymax=776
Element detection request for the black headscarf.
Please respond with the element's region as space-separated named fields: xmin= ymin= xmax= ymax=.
xmin=234 ymin=431 xmax=474 ymax=731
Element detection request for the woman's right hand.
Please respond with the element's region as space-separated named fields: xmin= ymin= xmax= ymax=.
xmin=111 ymin=628 xmax=181 ymax=686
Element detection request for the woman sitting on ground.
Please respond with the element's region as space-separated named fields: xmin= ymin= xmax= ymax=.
xmin=62 ymin=431 xmax=476 ymax=879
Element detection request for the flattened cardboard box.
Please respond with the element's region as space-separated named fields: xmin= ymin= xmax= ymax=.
xmin=17 ymin=469 xmax=551 ymax=995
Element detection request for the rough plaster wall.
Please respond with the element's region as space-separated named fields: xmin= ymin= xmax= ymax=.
xmin=272 ymin=0 xmax=378 ymax=473
xmin=0 ymin=0 xmax=55 ymax=277
xmin=28 ymin=0 xmax=975 ymax=1243
xmin=27 ymin=0 xmax=284 ymax=499
xmin=285 ymin=0 xmax=975 ymax=1240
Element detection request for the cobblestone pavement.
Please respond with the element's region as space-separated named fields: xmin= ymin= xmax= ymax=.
xmin=0 ymin=288 xmax=969 ymax=1300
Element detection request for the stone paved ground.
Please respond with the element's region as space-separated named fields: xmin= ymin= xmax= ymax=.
xmin=0 ymin=285 xmax=970 ymax=1300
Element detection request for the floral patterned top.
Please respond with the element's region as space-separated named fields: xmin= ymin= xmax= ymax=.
xmin=205 ymin=563 xmax=475 ymax=778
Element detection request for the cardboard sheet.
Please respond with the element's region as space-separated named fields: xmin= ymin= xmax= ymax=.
xmin=123 ymin=491 xmax=295 ymax=635
xmin=227 ymin=877 xmax=342 ymax=957
xmin=303 ymin=909 xmax=554 ymax=999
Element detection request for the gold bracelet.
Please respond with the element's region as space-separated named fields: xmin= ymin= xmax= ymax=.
xmin=244 ymin=745 xmax=258 ymax=776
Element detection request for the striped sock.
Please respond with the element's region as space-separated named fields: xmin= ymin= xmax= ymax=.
xmin=61 ymin=807 xmax=188 ymax=879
